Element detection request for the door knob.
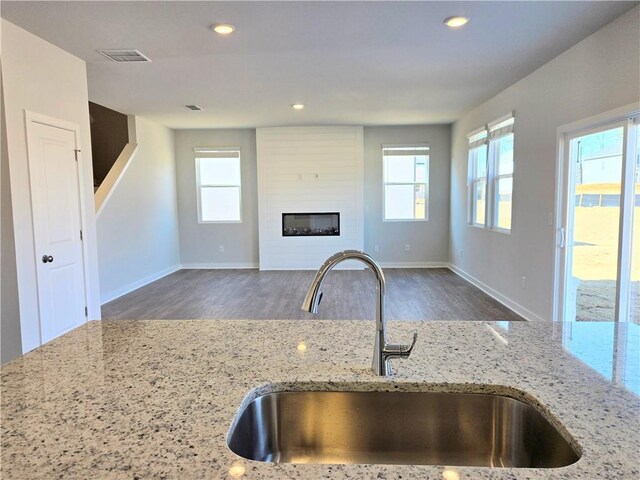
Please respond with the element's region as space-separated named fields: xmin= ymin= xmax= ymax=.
xmin=42 ymin=255 xmax=54 ymax=264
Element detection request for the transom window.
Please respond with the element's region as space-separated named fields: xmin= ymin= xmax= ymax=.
xmin=382 ymin=145 xmax=430 ymax=221
xmin=467 ymin=114 xmax=515 ymax=232
xmin=195 ymin=147 xmax=242 ymax=223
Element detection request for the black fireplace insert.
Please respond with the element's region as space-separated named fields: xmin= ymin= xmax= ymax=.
xmin=282 ymin=212 xmax=340 ymax=236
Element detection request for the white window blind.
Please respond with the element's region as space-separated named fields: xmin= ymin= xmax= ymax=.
xmin=468 ymin=128 xmax=488 ymax=149
xmin=489 ymin=116 xmax=515 ymax=140
xmin=195 ymin=147 xmax=242 ymax=223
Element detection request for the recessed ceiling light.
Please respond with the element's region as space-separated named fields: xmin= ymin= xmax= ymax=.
xmin=444 ymin=16 xmax=469 ymax=28
xmin=291 ymin=104 xmax=305 ymax=110
xmin=212 ymin=23 xmax=235 ymax=35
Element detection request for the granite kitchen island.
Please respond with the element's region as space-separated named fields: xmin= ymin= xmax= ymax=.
xmin=1 ymin=319 xmax=638 ymax=479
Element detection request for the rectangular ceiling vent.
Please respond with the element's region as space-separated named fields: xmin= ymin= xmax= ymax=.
xmin=185 ymin=105 xmax=203 ymax=111
xmin=97 ymin=49 xmax=151 ymax=62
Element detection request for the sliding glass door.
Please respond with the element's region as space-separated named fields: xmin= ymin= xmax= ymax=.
xmin=628 ymin=124 xmax=640 ymax=324
xmin=558 ymin=114 xmax=639 ymax=324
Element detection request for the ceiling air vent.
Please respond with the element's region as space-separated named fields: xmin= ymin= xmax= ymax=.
xmin=185 ymin=105 xmax=203 ymax=111
xmin=97 ymin=49 xmax=151 ymax=62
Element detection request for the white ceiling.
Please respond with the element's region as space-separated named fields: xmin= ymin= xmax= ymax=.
xmin=1 ymin=1 xmax=636 ymax=129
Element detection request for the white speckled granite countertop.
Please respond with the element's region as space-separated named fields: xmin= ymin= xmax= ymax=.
xmin=1 ymin=319 xmax=639 ymax=479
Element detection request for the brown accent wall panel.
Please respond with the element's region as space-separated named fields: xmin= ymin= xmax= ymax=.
xmin=89 ymin=101 xmax=128 ymax=186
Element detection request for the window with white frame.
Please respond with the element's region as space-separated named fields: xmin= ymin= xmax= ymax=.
xmin=488 ymin=117 xmax=515 ymax=231
xmin=382 ymin=145 xmax=429 ymax=221
xmin=195 ymin=147 xmax=242 ymax=223
xmin=467 ymin=130 xmax=488 ymax=226
xmin=467 ymin=114 xmax=515 ymax=232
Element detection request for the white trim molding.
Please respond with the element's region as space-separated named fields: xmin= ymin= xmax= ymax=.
xmin=381 ymin=262 xmax=449 ymax=269
xmin=181 ymin=262 xmax=259 ymax=270
xmin=95 ymin=143 xmax=139 ymax=218
xmin=556 ymin=102 xmax=640 ymax=137
xmin=258 ymin=266 xmax=363 ymax=271
xmin=100 ymin=264 xmax=180 ymax=304
xmin=447 ymin=264 xmax=546 ymax=322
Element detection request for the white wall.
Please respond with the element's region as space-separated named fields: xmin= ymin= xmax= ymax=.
xmin=449 ymin=6 xmax=640 ymax=322
xmin=257 ymin=126 xmax=364 ymax=270
xmin=174 ymin=129 xmax=259 ymax=268
xmin=97 ymin=116 xmax=180 ymax=303
xmin=363 ymin=125 xmax=451 ymax=266
xmin=1 ymin=68 xmax=22 ymax=364
xmin=1 ymin=19 xmax=101 ymax=353
xmin=175 ymin=126 xmax=451 ymax=270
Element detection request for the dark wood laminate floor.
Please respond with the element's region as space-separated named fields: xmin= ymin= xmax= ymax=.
xmin=102 ymin=269 xmax=524 ymax=321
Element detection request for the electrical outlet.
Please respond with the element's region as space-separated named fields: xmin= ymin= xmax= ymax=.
xmin=547 ymin=212 xmax=554 ymax=226
xmin=374 ymin=245 xmax=380 ymax=252
xmin=219 ymin=245 xmax=225 ymax=253
xmin=459 ymin=249 xmax=464 ymax=259
xmin=404 ymin=244 xmax=410 ymax=252
xmin=521 ymin=276 xmax=527 ymax=289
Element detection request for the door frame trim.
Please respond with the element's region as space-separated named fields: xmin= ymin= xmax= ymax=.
xmin=553 ymin=103 xmax=640 ymax=322
xmin=615 ymin=116 xmax=638 ymax=322
xmin=24 ymin=111 xmax=90 ymax=344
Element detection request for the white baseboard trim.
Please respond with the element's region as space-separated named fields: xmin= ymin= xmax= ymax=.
xmin=447 ymin=264 xmax=547 ymax=322
xmin=100 ymin=264 xmax=181 ymax=304
xmin=258 ymin=266 xmax=364 ymax=271
xmin=259 ymin=262 xmax=449 ymax=270
xmin=381 ymin=262 xmax=449 ymax=269
xmin=181 ymin=262 xmax=259 ymax=269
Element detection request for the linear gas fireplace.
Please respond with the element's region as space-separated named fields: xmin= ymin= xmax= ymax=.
xmin=282 ymin=212 xmax=340 ymax=237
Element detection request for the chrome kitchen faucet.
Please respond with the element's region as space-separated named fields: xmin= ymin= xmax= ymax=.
xmin=302 ymin=250 xmax=417 ymax=376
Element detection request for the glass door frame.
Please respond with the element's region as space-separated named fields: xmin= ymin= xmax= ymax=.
xmin=554 ymin=103 xmax=639 ymax=323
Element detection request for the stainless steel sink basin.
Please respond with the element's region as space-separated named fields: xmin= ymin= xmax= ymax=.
xmin=227 ymin=390 xmax=580 ymax=467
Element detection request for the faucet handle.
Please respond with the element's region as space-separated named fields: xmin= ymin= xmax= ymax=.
xmin=384 ymin=331 xmax=418 ymax=359
xmin=405 ymin=330 xmax=418 ymax=355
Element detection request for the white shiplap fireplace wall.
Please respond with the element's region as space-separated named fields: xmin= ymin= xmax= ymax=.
xmin=256 ymin=126 xmax=364 ymax=270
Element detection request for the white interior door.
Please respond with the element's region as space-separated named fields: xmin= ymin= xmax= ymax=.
xmin=27 ymin=120 xmax=87 ymax=343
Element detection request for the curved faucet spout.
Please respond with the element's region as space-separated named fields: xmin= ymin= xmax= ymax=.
xmin=302 ymin=250 xmax=385 ymax=325
xmin=301 ymin=250 xmax=417 ymax=376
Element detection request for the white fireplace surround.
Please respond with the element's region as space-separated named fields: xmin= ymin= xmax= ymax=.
xmin=256 ymin=126 xmax=364 ymax=270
